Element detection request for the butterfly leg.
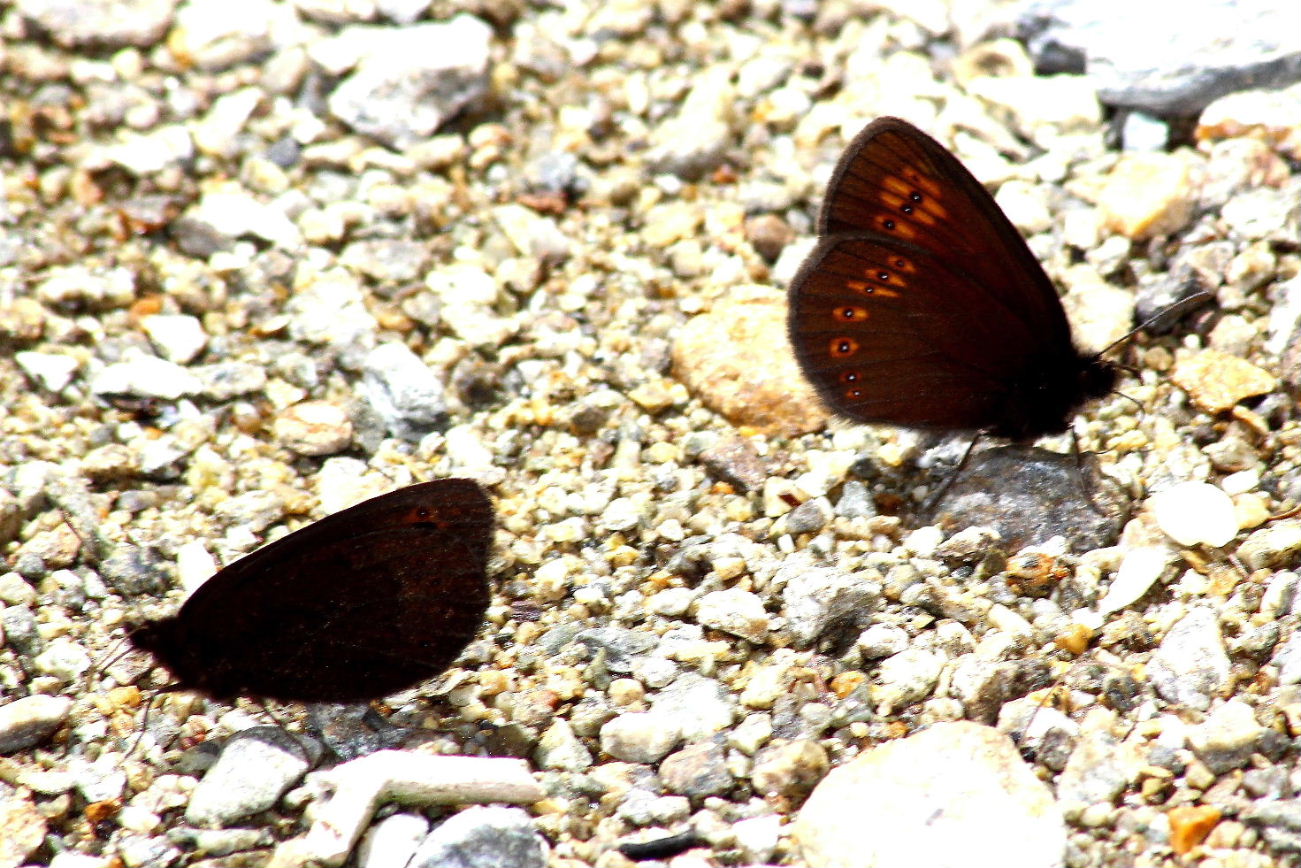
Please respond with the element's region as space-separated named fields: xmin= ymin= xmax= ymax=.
xmin=1068 ymin=428 xmax=1112 ymax=516
xmin=921 ymin=432 xmax=983 ymax=517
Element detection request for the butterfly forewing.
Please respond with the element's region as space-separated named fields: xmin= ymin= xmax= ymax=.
xmin=817 ymin=118 xmax=1074 ymax=349
xmin=788 ymin=117 xmax=1112 ymax=439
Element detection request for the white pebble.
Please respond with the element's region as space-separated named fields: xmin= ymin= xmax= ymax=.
xmin=1150 ymin=481 xmax=1238 ymax=547
xmin=1098 ymin=547 xmax=1174 ymax=615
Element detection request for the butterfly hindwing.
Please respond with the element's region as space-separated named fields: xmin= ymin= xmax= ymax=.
xmin=789 ymin=233 xmax=1045 ymax=430
xmin=131 ymin=480 xmax=493 ymax=702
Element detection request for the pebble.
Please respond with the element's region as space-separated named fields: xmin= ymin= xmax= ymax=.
xmin=274 ymin=401 xmax=354 ymax=456
xmin=187 ymin=187 xmax=302 ymax=249
xmin=185 ymin=727 xmax=317 ymax=828
xmin=36 ymin=264 xmax=135 ymax=308
xmin=407 ymin=806 xmax=548 ymax=868
xmin=103 ymin=126 xmax=196 ymax=175
xmin=15 ymin=351 xmax=79 ymax=392
xmin=794 ymin=722 xmax=1064 ymax=868
xmin=1237 ymin=521 xmax=1301 ymax=571
xmin=751 ymin=738 xmax=828 ymax=802
xmin=15 ymin=0 xmax=173 ymax=47
xmin=1149 ymin=481 xmax=1239 ymax=547
xmin=1096 ymin=151 xmax=1196 ymax=239
xmin=1146 ymin=607 xmax=1231 ymax=711
xmin=931 ymin=446 xmax=1123 ymax=552
xmin=286 ymin=271 xmax=379 ymax=359
xmin=1170 ymin=348 xmax=1278 ymax=413
xmin=600 ymin=712 xmax=682 ymax=764
xmin=90 ymin=351 xmax=203 ymax=400
xmin=170 ymin=0 xmax=292 ymax=69
xmin=646 ymin=67 xmax=734 ymax=179
xmin=141 ymin=314 xmax=208 ymax=364
xmin=1056 ymin=712 xmax=1131 ymax=806
xmin=696 ymin=437 xmax=770 ymax=491
xmin=693 ymin=588 xmax=769 ymax=643
xmin=1097 ymin=546 xmax=1173 ymax=615
xmin=778 ymin=558 xmax=880 ymax=647
xmin=0 ymin=784 xmax=47 ymax=868
xmin=534 ymin=719 xmax=592 ymax=772
xmin=671 ymin=294 xmax=830 ymax=438
xmin=324 ymin=16 xmax=493 ymax=149
xmin=357 ymin=813 xmax=429 ymax=868
xmin=1272 ymin=632 xmax=1301 ymax=685
xmin=0 ymin=695 xmax=72 ymax=754
xmin=871 ymin=648 xmax=943 ymax=713
xmin=425 ymin=264 xmax=516 ymax=349
xmin=360 ymin=343 xmax=448 ymax=442
xmin=1187 ymin=699 xmax=1266 ymax=774
xmin=658 ymin=740 xmax=733 ymax=798
xmin=1019 ymin=0 xmax=1301 ymax=116
xmin=340 ymin=239 xmax=431 ymax=285
xmin=1168 ymin=805 xmax=1221 ymax=856
xmin=651 ymin=674 xmax=735 ymax=742
xmin=194 ymin=362 xmax=267 ymax=400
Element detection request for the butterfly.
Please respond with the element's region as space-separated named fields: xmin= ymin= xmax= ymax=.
xmin=128 ymin=479 xmax=494 ymax=703
xmin=787 ymin=117 xmax=1118 ymax=441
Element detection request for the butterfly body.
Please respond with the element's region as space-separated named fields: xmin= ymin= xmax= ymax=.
xmin=788 ymin=117 xmax=1118 ymax=441
xmin=128 ymin=479 xmax=493 ymax=703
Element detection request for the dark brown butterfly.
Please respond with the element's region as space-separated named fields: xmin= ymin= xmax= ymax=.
xmin=787 ymin=117 xmax=1118 ymax=441
xmin=128 ymin=479 xmax=493 ymax=703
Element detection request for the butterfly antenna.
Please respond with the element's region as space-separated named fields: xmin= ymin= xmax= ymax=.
xmin=1113 ymin=390 xmax=1143 ymax=414
xmin=1097 ymin=290 xmax=1214 ymax=359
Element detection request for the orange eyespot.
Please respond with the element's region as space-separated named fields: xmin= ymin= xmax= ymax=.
xmin=834 ymin=306 xmax=869 ymax=322
xmin=839 ymin=370 xmax=861 ymax=384
xmin=829 ymin=337 xmax=859 ymax=358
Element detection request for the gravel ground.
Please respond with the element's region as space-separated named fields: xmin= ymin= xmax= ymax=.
xmin=2 ymin=1 xmax=1301 ymax=867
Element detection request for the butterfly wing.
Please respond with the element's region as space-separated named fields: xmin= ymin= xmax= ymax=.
xmin=818 ymin=117 xmax=1074 ymax=347
xmin=133 ymin=479 xmax=493 ymax=702
xmin=789 ymin=234 xmax=1052 ymax=430
xmin=788 ymin=117 xmax=1085 ymax=433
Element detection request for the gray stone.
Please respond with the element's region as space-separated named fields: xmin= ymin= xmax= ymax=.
xmin=409 ymin=806 xmax=547 ymax=868
xmin=778 ymin=558 xmax=879 ymax=647
xmin=185 ymin=727 xmax=317 ymax=827
xmin=194 ymin=363 xmax=267 ymax=401
xmin=1147 ymin=607 xmax=1230 ymax=711
xmin=361 ymin=342 xmax=449 ymax=442
xmin=17 ymin=0 xmax=174 ymax=47
xmin=1018 ymin=0 xmax=1301 ymax=116
xmin=658 ymin=740 xmax=733 ymax=798
xmin=325 ymin=16 xmax=493 ymax=149
xmin=1188 ymin=700 xmax=1266 ymax=774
